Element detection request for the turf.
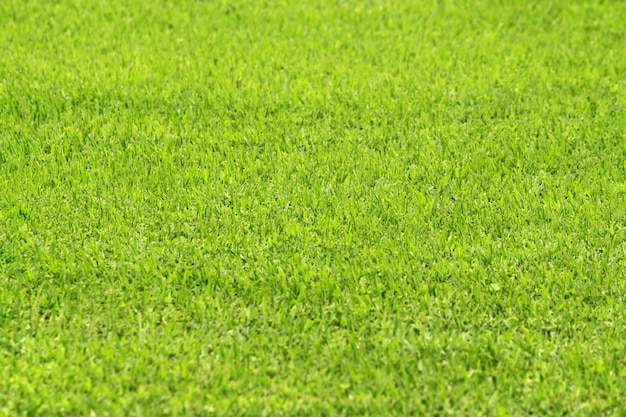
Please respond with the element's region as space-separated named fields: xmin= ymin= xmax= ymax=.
xmin=1 ymin=0 xmax=626 ymax=415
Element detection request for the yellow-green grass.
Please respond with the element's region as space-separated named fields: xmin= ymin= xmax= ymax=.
xmin=1 ymin=0 xmax=625 ymax=415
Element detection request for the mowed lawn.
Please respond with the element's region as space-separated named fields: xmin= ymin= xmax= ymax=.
xmin=1 ymin=0 xmax=625 ymax=415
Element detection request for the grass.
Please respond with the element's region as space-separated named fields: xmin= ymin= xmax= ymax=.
xmin=1 ymin=0 xmax=626 ymax=415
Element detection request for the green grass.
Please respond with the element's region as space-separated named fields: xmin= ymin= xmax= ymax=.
xmin=1 ymin=0 xmax=626 ymax=415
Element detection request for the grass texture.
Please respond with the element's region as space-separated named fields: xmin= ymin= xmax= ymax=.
xmin=1 ymin=0 xmax=626 ymax=415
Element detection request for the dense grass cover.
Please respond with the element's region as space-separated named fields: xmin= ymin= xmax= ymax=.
xmin=1 ymin=0 xmax=625 ymax=415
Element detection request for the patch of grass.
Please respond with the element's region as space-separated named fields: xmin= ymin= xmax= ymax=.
xmin=1 ymin=0 xmax=626 ymax=415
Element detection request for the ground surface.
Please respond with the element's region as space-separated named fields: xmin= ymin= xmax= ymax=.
xmin=1 ymin=0 xmax=626 ymax=415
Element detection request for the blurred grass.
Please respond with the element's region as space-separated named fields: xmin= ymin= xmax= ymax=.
xmin=1 ymin=0 xmax=626 ymax=415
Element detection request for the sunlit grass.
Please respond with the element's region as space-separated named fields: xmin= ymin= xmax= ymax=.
xmin=1 ymin=0 xmax=625 ymax=415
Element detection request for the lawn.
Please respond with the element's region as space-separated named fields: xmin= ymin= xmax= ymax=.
xmin=1 ymin=0 xmax=625 ymax=415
